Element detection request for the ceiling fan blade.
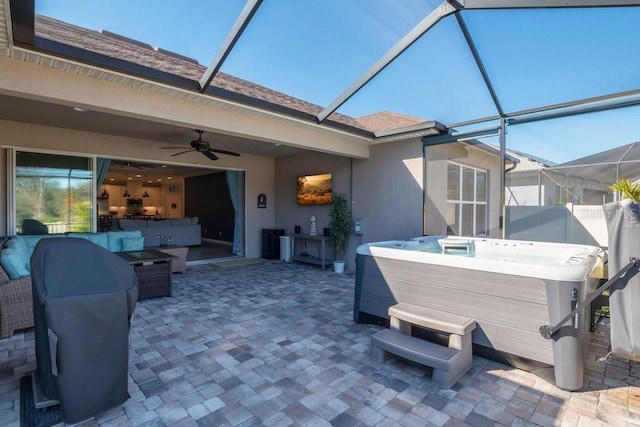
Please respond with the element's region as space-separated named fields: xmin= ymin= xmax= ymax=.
xmin=160 ymin=146 xmax=187 ymax=150
xmin=202 ymin=150 xmax=219 ymax=161
xmin=170 ymin=149 xmax=195 ymax=157
xmin=209 ymin=148 xmax=240 ymax=157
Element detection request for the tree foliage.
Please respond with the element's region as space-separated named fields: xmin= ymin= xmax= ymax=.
xmin=610 ymin=178 xmax=640 ymax=203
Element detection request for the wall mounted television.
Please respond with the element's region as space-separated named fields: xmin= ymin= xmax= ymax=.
xmin=297 ymin=173 xmax=332 ymax=205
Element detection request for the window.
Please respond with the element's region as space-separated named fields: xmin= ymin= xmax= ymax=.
xmin=446 ymin=163 xmax=487 ymax=236
xmin=15 ymin=151 xmax=93 ymax=234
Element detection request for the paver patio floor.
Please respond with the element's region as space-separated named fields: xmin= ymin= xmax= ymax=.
xmin=0 ymin=261 xmax=638 ymax=426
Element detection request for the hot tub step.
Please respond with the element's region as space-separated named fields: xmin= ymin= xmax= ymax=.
xmin=370 ymin=303 xmax=476 ymax=388
xmin=372 ymin=329 xmax=457 ymax=368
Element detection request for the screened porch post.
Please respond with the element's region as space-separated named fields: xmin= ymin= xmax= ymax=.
xmin=499 ymin=117 xmax=507 ymax=239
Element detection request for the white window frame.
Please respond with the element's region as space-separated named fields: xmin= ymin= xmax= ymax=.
xmin=446 ymin=162 xmax=488 ymax=236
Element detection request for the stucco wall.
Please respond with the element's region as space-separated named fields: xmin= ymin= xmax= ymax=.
xmin=275 ymin=139 xmax=426 ymax=272
xmin=274 ymin=152 xmax=351 ymax=235
xmin=0 ymin=120 xmax=275 ymax=258
xmin=352 ymin=139 xmax=425 ymax=244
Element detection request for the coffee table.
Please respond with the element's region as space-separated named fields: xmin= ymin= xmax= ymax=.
xmin=115 ymin=249 xmax=176 ymax=300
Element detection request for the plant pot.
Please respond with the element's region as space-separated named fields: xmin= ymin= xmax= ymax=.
xmin=334 ymin=261 xmax=345 ymax=273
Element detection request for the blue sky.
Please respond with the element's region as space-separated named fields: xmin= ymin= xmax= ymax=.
xmin=36 ymin=1 xmax=640 ymax=164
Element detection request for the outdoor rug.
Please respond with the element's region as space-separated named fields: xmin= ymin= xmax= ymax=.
xmin=212 ymin=257 xmax=264 ymax=268
xmin=20 ymin=375 xmax=62 ymax=427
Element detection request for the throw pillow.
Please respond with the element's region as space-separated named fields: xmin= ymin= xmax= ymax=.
xmin=5 ymin=238 xmax=28 ymax=261
xmin=0 ymin=247 xmax=30 ymax=279
xmin=121 ymin=237 xmax=145 ymax=252
xmin=107 ymin=230 xmax=142 ymax=252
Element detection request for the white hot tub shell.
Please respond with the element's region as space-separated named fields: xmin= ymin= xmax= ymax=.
xmin=354 ymin=236 xmax=605 ymax=391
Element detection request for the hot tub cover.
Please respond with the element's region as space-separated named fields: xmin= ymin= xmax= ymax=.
xmin=603 ymin=200 xmax=640 ymax=361
xmin=30 ymin=237 xmax=138 ymax=424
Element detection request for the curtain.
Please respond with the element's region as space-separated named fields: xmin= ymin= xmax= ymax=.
xmin=96 ymin=158 xmax=111 ymax=190
xmin=225 ymin=171 xmax=240 ymax=255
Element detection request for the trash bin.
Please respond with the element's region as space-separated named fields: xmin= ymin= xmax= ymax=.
xmin=280 ymin=235 xmax=291 ymax=262
xmin=262 ymin=228 xmax=284 ymax=259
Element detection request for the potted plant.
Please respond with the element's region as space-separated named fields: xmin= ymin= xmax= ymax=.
xmin=329 ymin=193 xmax=351 ymax=273
xmin=610 ymin=177 xmax=640 ymax=202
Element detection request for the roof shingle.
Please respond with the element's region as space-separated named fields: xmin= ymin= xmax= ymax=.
xmin=34 ymin=15 xmax=366 ymax=132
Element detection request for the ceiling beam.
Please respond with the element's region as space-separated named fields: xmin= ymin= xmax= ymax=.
xmin=507 ymin=88 xmax=640 ymax=125
xmin=462 ymin=0 xmax=640 ymax=8
xmin=199 ymin=0 xmax=263 ymax=93
xmin=455 ymin=13 xmax=504 ymax=117
xmin=317 ymin=0 xmax=640 ymax=125
xmin=315 ymin=0 xmax=463 ymax=123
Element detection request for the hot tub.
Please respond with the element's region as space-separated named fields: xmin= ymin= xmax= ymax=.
xmin=354 ymin=236 xmax=605 ymax=390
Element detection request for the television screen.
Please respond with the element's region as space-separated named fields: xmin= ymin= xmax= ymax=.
xmin=297 ymin=173 xmax=332 ymax=205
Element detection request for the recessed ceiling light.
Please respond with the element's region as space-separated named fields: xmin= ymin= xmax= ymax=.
xmin=109 ymin=178 xmax=114 ymax=181
xmin=136 ymin=174 xmax=142 ymax=178
xmin=167 ymin=176 xmax=172 ymax=180
xmin=128 ymin=177 xmax=132 ymax=180
xmin=157 ymin=178 xmax=162 ymax=181
xmin=72 ymin=106 xmax=88 ymax=112
xmin=161 ymin=165 xmax=167 ymax=168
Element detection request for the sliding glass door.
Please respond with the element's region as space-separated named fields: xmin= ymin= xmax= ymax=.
xmin=14 ymin=151 xmax=93 ymax=234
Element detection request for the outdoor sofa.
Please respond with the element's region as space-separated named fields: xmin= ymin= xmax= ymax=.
xmin=0 ymin=230 xmax=145 ymax=338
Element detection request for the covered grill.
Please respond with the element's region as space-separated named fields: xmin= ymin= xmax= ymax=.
xmin=31 ymin=237 xmax=138 ymax=424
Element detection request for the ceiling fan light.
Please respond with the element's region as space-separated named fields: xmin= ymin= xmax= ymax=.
xmin=123 ymin=190 xmax=130 ymax=198
xmin=143 ymin=190 xmax=150 ymax=198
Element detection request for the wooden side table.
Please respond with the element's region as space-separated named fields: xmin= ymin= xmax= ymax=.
xmin=155 ymin=245 xmax=188 ymax=274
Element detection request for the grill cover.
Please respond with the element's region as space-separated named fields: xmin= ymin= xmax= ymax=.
xmin=603 ymin=200 xmax=640 ymax=361
xmin=31 ymin=237 xmax=138 ymax=424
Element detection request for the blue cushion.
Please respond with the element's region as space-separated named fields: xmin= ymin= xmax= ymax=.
xmin=191 ymin=217 xmax=199 ymax=225
xmin=121 ymin=237 xmax=145 ymax=251
xmin=118 ymin=219 xmax=147 ymax=230
xmin=67 ymin=233 xmax=109 ymax=250
xmin=0 ymin=247 xmax=29 ymax=279
xmin=20 ymin=234 xmax=66 ymax=258
xmin=107 ymin=230 xmax=143 ymax=252
xmin=5 ymin=237 xmax=28 ymax=261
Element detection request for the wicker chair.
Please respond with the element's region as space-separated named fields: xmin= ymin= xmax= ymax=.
xmin=0 ymin=237 xmax=34 ymax=338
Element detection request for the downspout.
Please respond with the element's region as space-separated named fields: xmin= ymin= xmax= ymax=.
xmin=423 ymin=143 xmax=428 ymax=236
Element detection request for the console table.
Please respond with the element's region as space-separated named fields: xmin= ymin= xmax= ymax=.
xmin=291 ymin=234 xmax=333 ymax=269
xmin=115 ymin=249 xmax=175 ymax=300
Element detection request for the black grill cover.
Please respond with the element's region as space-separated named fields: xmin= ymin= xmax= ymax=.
xmin=31 ymin=237 xmax=138 ymax=424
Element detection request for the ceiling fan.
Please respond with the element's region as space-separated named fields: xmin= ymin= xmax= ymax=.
xmin=161 ymin=130 xmax=240 ymax=161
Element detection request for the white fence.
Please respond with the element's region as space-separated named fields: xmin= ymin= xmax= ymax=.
xmin=506 ymin=204 xmax=608 ymax=248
